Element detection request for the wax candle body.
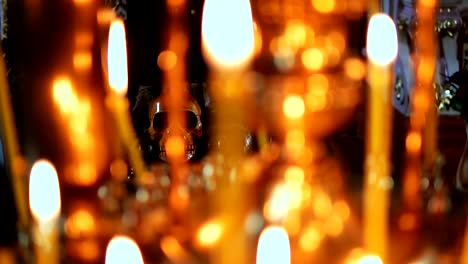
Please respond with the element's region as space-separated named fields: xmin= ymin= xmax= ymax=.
xmin=32 ymin=220 xmax=59 ymax=264
xmin=364 ymin=63 xmax=393 ymax=261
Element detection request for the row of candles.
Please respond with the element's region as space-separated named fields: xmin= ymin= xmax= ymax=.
xmin=0 ymin=0 xmax=461 ymax=263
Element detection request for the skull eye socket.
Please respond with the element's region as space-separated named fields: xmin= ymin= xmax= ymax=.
xmin=152 ymin=111 xmax=199 ymax=131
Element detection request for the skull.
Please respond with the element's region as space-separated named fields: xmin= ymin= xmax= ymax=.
xmin=147 ymin=95 xmax=203 ymax=162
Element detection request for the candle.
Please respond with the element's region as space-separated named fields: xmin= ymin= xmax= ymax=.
xmin=201 ymin=0 xmax=254 ymax=262
xmin=106 ymin=19 xmax=146 ymax=184
xmin=29 ymin=160 xmax=61 ymax=264
xmin=105 ymin=236 xmax=144 ymax=264
xmin=364 ymin=13 xmax=398 ymax=262
xmin=256 ymin=226 xmax=290 ymax=264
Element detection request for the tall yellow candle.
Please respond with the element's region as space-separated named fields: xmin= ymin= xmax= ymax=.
xmin=201 ymin=0 xmax=255 ymax=263
xmin=106 ymin=19 xmax=146 ymax=184
xmin=364 ymin=13 xmax=398 ymax=262
xmin=105 ymin=236 xmax=144 ymax=264
xmin=29 ymin=160 xmax=61 ymax=264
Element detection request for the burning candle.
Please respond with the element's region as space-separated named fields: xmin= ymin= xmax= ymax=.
xmin=364 ymin=13 xmax=398 ymax=261
xmin=105 ymin=236 xmax=144 ymax=264
xmin=256 ymin=226 xmax=290 ymax=264
xmin=106 ymin=19 xmax=146 ymax=183
xmin=29 ymin=160 xmax=61 ymax=264
xmin=201 ymin=0 xmax=254 ymax=262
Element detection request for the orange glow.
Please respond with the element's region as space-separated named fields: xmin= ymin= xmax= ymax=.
xmin=307 ymin=74 xmax=329 ymax=90
xmin=157 ymin=50 xmax=178 ymax=71
xmin=306 ymin=78 xmax=328 ymax=112
xmin=53 ymin=78 xmax=79 ymax=113
xmin=73 ymin=0 xmax=91 ymax=5
xmin=109 ymin=159 xmax=128 ymax=181
xmin=253 ymin=21 xmax=263 ymax=56
xmin=312 ymin=0 xmax=335 ymax=13
xmin=70 ymin=240 xmax=100 ymax=262
xmin=283 ymin=95 xmax=305 ymax=119
xmin=284 ymin=20 xmax=308 ymax=50
xmin=299 ymin=226 xmax=322 ymax=252
xmin=75 ymin=32 xmax=93 ymax=48
xmin=366 ymin=14 xmax=398 ymax=66
xmin=256 ymin=226 xmax=290 ymax=264
xmin=97 ymin=8 xmax=116 ymax=25
xmin=160 ymin=236 xmax=189 ymax=263
xmin=286 ymin=129 xmax=305 ymax=150
xmin=197 ymin=221 xmax=223 ymax=247
xmin=406 ymin=131 xmax=422 ymax=153
xmin=165 ymin=136 xmax=185 ymax=159
xmin=29 ymin=160 xmax=61 ymax=222
xmin=334 ymin=200 xmax=350 ymax=221
xmin=313 ymin=191 xmax=332 ymax=218
xmin=284 ymin=166 xmax=304 ymax=184
xmin=74 ymin=162 xmax=98 ymax=186
xmin=327 ymin=31 xmax=346 ymax=52
xmin=302 ymin=48 xmax=324 ymax=71
xmin=324 ymin=214 xmax=343 ymax=237
xmin=398 ymin=213 xmax=417 ymax=231
xmin=201 ymin=0 xmax=255 ymax=70
xmin=167 ymin=0 xmax=185 ymax=8
xmin=73 ymin=51 xmax=92 ymax=71
xmin=65 ymin=208 xmax=96 ymax=238
xmin=107 ymin=19 xmax=128 ymax=95
xmin=105 ymin=236 xmax=144 ymax=264
xmin=344 ymin=58 xmax=366 ymax=80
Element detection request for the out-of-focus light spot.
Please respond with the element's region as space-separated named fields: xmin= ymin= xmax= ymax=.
xmin=356 ymin=255 xmax=383 ymax=264
xmin=73 ymin=51 xmax=93 ymax=71
xmin=333 ymin=200 xmax=350 ymax=221
xmin=160 ymin=236 xmax=189 ymax=263
xmin=74 ymin=0 xmax=91 ymax=5
xmin=344 ymin=58 xmax=366 ymax=80
xmin=306 ymin=87 xmax=327 ymax=112
xmin=284 ymin=20 xmax=308 ymax=50
xmin=74 ymin=162 xmax=98 ymax=186
xmin=75 ymin=32 xmax=93 ymax=48
xmin=166 ymin=136 xmax=185 ymax=159
xmin=302 ymin=48 xmax=324 ymax=71
xmin=286 ymin=129 xmax=305 ymax=150
xmin=283 ymin=95 xmax=305 ymax=119
xmin=157 ymin=50 xmax=178 ymax=71
xmin=406 ymin=131 xmax=422 ymax=153
xmin=313 ymin=191 xmax=332 ymax=218
xmin=97 ymin=8 xmax=116 ymax=25
xmin=53 ymin=78 xmax=79 ymax=114
xmin=327 ymin=31 xmax=346 ymax=52
xmin=311 ymin=0 xmax=335 ymax=13
xmin=398 ymin=212 xmax=417 ymax=231
xmin=264 ymin=184 xmax=294 ymax=222
xmin=323 ymin=214 xmax=343 ymax=237
xmin=256 ymin=226 xmax=290 ymax=264
xmin=273 ymin=49 xmax=296 ymax=72
xmin=299 ymin=226 xmax=321 ymax=252
xmin=197 ymin=221 xmax=223 ymax=247
xmin=65 ymin=208 xmax=96 ymax=238
xmin=109 ymin=159 xmax=128 ymax=181
xmin=284 ymin=166 xmax=304 ymax=184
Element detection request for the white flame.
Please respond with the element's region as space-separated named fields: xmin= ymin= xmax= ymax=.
xmin=29 ymin=160 xmax=61 ymax=222
xmin=105 ymin=236 xmax=144 ymax=264
xmin=366 ymin=14 xmax=398 ymax=66
xmin=256 ymin=226 xmax=290 ymax=264
xmin=107 ymin=19 xmax=128 ymax=95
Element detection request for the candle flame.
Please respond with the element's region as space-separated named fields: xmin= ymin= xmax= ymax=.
xmin=201 ymin=0 xmax=255 ymax=70
xmin=29 ymin=160 xmax=61 ymax=222
xmin=105 ymin=236 xmax=144 ymax=264
xmin=366 ymin=14 xmax=397 ymax=66
xmin=357 ymin=255 xmax=383 ymax=264
xmin=256 ymin=226 xmax=290 ymax=264
xmin=107 ymin=19 xmax=128 ymax=95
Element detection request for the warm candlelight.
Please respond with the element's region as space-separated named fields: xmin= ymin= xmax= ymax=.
xmin=105 ymin=236 xmax=144 ymax=264
xmin=256 ymin=226 xmax=290 ymax=264
xmin=201 ymin=0 xmax=254 ymax=263
xmin=364 ymin=13 xmax=398 ymax=262
xmin=29 ymin=159 xmax=61 ymax=264
xmin=106 ymin=19 xmax=146 ymax=183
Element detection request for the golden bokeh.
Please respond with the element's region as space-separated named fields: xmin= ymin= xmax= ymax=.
xmin=196 ymin=221 xmax=223 ymax=247
xmin=311 ymin=0 xmax=335 ymax=13
xmin=302 ymin=48 xmax=324 ymax=71
xmin=157 ymin=50 xmax=178 ymax=71
xmin=283 ymin=95 xmax=305 ymax=119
